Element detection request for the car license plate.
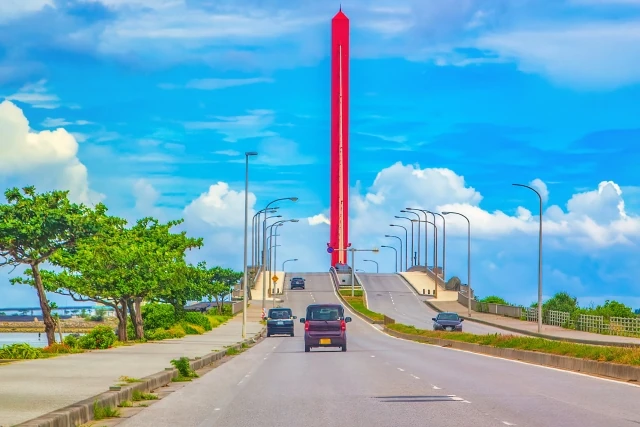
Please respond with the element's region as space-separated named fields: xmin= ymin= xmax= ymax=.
xmin=277 ymin=321 xmax=283 ymax=325
xmin=319 ymin=338 xmax=331 ymax=345
xmin=446 ymin=327 xmax=453 ymax=331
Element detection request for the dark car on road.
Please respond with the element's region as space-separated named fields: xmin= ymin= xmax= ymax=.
xmin=290 ymin=277 xmax=305 ymax=290
xmin=300 ymin=304 xmax=352 ymax=352
xmin=432 ymin=312 xmax=464 ymax=332
xmin=267 ymin=308 xmax=297 ymax=337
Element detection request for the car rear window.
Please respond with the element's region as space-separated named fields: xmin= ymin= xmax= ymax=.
xmin=269 ymin=309 xmax=292 ymax=319
xmin=307 ymin=306 xmax=343 ymax=321
xmin=437 ymin=313 xmax=459 ymax=321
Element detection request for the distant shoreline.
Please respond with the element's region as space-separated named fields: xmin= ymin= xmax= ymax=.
xmin=0 ymin=319 xmax=117 ymax=334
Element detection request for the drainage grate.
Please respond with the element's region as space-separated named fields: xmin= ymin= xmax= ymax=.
xmin=373 ymin=395 xmax=465 ymax=403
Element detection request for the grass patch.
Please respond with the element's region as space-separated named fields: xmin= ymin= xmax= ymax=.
xmin=118 ymin=376 xmax=141 ymax=383
xmin=340 ymin=289 xmax=364 ymax=297
xmin=131 ymin=390 xmax=158 ymax=401
xmin=226 ymin=347 xmax=241 ymax=356
xmin=387 ymin=323 xmax=640 ymax=366
xmin=342 ymin=295 xmax=384 ymax=322
xmin=92 ymin=401 xmax=120 ymax=420
xmin=171 ymin=376 xmax=194 ymax=382
xmin=170 ymin=356 xmax=198 ymax=380
xmin=117 ymin=400 xmax=133 ymax=407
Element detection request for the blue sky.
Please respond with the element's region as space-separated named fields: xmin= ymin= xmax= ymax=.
xmin=0 ymin=0 xmax=639 ymax=309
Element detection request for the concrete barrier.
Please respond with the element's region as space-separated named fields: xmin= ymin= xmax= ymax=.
xmin=383 ymin=327 xmax=640 ymax=383
xmin=457 ymin=292 xmax=522 ymax=318
xmin=16 ymin=328 xmax=267 ymax=427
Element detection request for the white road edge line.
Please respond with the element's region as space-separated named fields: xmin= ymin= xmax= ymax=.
xmin=502 ymin=422 xmax=516 ymax=426
xmin=332 ymin=279 xmax=640 ymax=389
xmin=432 ymin=385 xmax=441 ymax=389
xmin=411 ymin=374 xmax=420 ymax=379
xmin=397 ymin=368 xmax=405 ymax=372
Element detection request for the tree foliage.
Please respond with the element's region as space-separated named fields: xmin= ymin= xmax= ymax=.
xmin=0 ymin=186 xmax=107 ymax=345
xmin=4 ymin=186 xmax=240 ymax=344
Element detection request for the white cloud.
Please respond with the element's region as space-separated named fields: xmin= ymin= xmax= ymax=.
xmin=183 ymin=182 xmax=256 ymax=229
xmin=529 ymin=178 xmax=549 ymax=204
xmin=0 ymin=100 xmax=104 ymax=205
xmin=188 ymin=77 xmax=274 ymax=90
xmin=308 ymin=213 xmax=330 ymax=226
xmin=133 ymin=178 xmax=160 ymax=211
xmin=214 ymin=149 xmax=241 ymax=156
xmin=185 ymin=109 xmax=277 ymax=142
xmin=42 ymin=118 xmax=92 ymax=128
xmin=4 ymin=79 xmax=60 ymax=109
xmin=473 ymin=20 xmax=640 ymax=89
xmin=252 ymin=137 xmax=315 ymax=166
xmin=0 ymin=0 xmax=53 ymax=24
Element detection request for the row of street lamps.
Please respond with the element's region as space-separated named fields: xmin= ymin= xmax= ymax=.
xmin=241 ymin=152 xmax=301 ymax=338
xmin=376 ymin=183 xmax=543 ymax=332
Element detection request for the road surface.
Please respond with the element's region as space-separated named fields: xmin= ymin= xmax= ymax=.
xmin=120 ymin=272 xmax=640 ymax=427
xmin=359 ymin=273 xmax=518 ymax=335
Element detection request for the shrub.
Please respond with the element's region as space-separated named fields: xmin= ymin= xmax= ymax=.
xmin=42 ymin=343 xmax=75 ymax=354
xmin=170 ymin=356 xmax=198 ymax=378
xmin=141 ymin=303 xmax=176 ymax=331
xmin=146 ymin=328 xmax=173 ymax=341
xmin=0 ymin=343 xmax=41 ymax=359
xmin=90 ymin=307 xmax=107 ymax=322
xmin=167 ymin=324 xmax=186 ymax=338
xmin=180 ymin=323 xmax=205 ymax=335
xmin=78 ymin=325 xmax=117 ymax=349
xmin=63 ymin=334 xmax=81 ymax=349
xmin=183 ymin=312 xmax=212 ymax=332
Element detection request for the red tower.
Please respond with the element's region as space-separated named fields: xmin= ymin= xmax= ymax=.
xmin=329 ymin=8 xmax=350 ymax=266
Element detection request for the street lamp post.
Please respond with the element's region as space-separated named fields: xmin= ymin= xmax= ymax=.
xmin=344 ymin=247 xmax=379 ymax=297
xmin=420 ymin=219 xmax=438 ymax=299
xmin=261 ymin=197 xmax=298 ymax=311
xmin=282 ymin=258 xmax=298 ymax=272
xmin=363 ymin=259 xmax=379 ymax=273
xmin=266 ymin=219 xmax=298 ymax=306
xmin=253 ymin=208 xmax=277 ymax=271
xmin=442 ymin=211 xmax=472 ymax=317
xmin=385 ymin=234 xmax=403 ymax=272
xmin=428 ymin=211 xmax=447 ymax=282
xmin=401 ymin=210 xmax=421 ymax=266
xmin=242 ymin=151 xmax=258 ymax=339
xmin=389 ymin=225 xmax=408 ymax=271
xmin=395 ymin=216 xmax=415 ymax=267
xmin=381 ymin=245 xmax=398 ymax=272
xmin=407 ymin=208 xmax=430 ymax=271
xmin=513 ymin=183 xmax=543 ymax=334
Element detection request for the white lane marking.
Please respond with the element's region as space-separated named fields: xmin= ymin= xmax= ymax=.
xmin=463 ymin=400 xmax=471 ymax=403
xmin=432 ymin=385 xmax=441 ymax=390
xmin=214 ymin=408 xmax=221 ymax=411
xmin=333 ymin=282 xmax=640 ymax=389
xmin=411 ymin=374 xmax=420 ymax=379
xmin=272 ymin=346 xmax=276 ymax=349
xmin=237 ymin=380 xmax=244 ymax=385
xmin=502 ymin=422 xmax=516 ymax=426
xmin=371 ymin=355 xmax=375 ymax=358
xmin=397 ymin=368 xmax=405 ymax=372
xmin=263 ymin=357 xmax=268 ymax=360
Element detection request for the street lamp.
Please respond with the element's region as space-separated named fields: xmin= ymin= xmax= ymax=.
xmin=401 ymin=210 xmax=421 ymax=266
xmin=380 ymin=245 xmax=398 ymax=272
xmin=265 ymin=218 xmax=298 ymax=307
xmin=363 ymin=259 xmax=379 ymax=273
xmin=513 ymin=183 xmax=543 ymax=334
xmin=345 ymin=247 xmax=379 ymax=296
xmin=253 ymin=207 xmax=277 ymax=270
xmin=385 ymin=235 xmax=403 ymax=272
xmin=242 ymin=151 xmax=258 ymax=339
xmin=442 ymin=211 xmax=471 ymax=317
xmin=407 ymin=208 xmax=429 ymax=270
xmin=427 ymin=210 xmax=447 ymax=282
xmin=419 ymin=219 xmax=439 ymax=299
xmin=389 ymin=225 xmax=408 ymax=271
xmin=282 ymin=258 xmax=298 ymax=272
xmin=395 ymin=216 xmax=415 ymax=267
xmin=261 ymin=197 xmax=298 ymax=311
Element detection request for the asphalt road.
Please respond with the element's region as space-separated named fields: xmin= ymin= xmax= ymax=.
xmin=120 ymin=272 xmax=640 ymax=427
xmin=358 ymin=273 xmax=518 ymax=335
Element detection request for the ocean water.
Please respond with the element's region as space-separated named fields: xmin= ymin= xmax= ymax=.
xmin=0 ymin=333 xmax=76 ymax=348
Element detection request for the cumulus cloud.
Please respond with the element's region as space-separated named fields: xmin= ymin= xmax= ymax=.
xmin=308 ymin=213 xmax=330 ymax=226
xmin=183 ymin=182 xmax=256 ymax=229
xmin=0 ymin=100 xmax=103 ymax=204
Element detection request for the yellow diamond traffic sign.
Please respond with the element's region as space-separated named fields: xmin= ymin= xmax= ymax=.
xmin=272 ymin=275 xmax=279 ymax=282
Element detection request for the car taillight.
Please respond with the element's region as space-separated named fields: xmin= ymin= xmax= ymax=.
xmin=341 ymin=320 xmax=346 ymax=331
xmin=304 ymin=321 xmax=310 ymax=331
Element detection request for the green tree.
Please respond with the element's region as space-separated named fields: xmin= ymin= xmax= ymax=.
xmin=0 ymin=312 xmax=6 ymax=316
xmin=205 ymin=266 xmax=241 ymax=314
xmin=540 ymin=292 xmax=579 ymax=314
xmin=480 ymin=295 xmax=511 ymax=306
xmin=1 ymin=186 xmax=106 ymax=345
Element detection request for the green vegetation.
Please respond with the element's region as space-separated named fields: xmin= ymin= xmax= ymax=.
xmin=226 ymin=347 xmax=241 ymax=356
xmin=142 ymin=303 xmax=232 ymax=342
xmin=131 ymin=390 xmax=158 ymax=401
xmin=339 ymin=289 xmax=363 ymax=297
xmin=387 ymin=323 xmax=640 ymax=366
xmin=117 ymin=400 xmax=133 ymax=408
xmin=479 ymin=295 xmax=511 ymax=305
xmin=0 ymin=186 xmax=242 ymax=347
xmin=0 ymin=343 xmax=41 ymax=359
xmin=339 ymin=289 xmax=384 ymax=322
xmin=92 ymin=401 xmax=120 ymax=420
xmin=118 ymin=376 xmax=141 ymax=384
xmin=170 ymin=356 xmax=198 ymax=381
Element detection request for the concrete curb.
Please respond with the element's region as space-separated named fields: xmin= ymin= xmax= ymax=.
xmin=424 ymin=300 xmax=640 ymax=348
xmin=383 ymin=327 xmax=640 ymax=383
xmin=16 ymin=327 xmax=267 ymax=427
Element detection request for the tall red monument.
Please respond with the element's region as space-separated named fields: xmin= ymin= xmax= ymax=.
xmin=329 ymin=8 xmax=350 ymax=266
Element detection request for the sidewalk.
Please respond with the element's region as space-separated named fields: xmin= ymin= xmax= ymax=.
xmin=0 ymin=305 xmax=265 ymax=426
xmin=430 ymin=300 xmax=640 ymax=346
